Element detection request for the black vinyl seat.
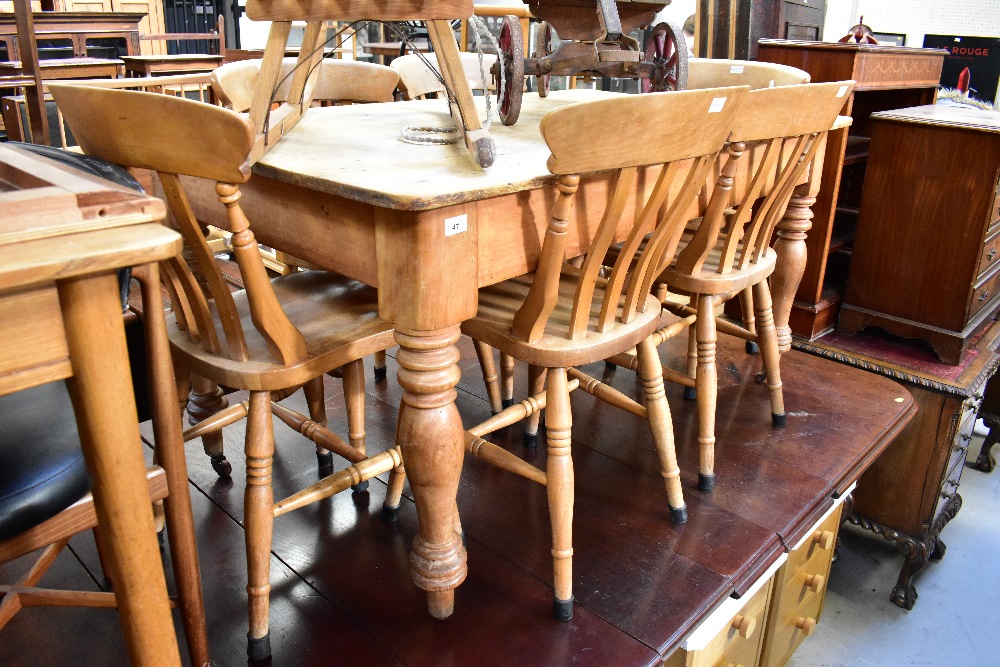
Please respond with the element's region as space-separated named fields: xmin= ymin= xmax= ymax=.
xmin=0 ymin=381 xmax=90 ymax=542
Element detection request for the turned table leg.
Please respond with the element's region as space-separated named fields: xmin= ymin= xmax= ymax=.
xmin=771 ymin=186 xmax=815 ymax=353
xmin=394 ymin=327 xmax=468 ymax=618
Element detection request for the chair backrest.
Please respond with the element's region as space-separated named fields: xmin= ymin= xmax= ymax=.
xmin=510 ymin=86 xmax=749 ymax=343
xmin=49 ymin=83 xmax=310 ymax=367
xmin=392 ymin=51 xmax=497 ymax=100
xmin=213 ymin=58 xmax=399 ymax=111
xmin=673 ymin=81 xmax=856 ymax=277
xmin=687 ymin=58 xmax=810 ymax=90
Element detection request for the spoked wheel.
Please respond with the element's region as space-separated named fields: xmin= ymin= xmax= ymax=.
xmin=498 ymin=14 xmax=525 ymax=125
xmin=642 ymin=21 xmax=689 ymax=93
xmin=534 ymin=21 xmax=554 ymax=97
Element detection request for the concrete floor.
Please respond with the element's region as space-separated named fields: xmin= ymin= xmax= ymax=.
xmin=789 ymin=425 xmax=1000 ymax=667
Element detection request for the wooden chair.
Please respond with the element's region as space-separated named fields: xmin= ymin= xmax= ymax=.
xmin=211 ymin=56 xmax=399 ymax=380
xmin=649 ymin=81 xmax=856 ymax=492
xmin=687 ymin=58 xmax=810 ymax=89
xmin=212 ymin=57 xmax=399 ymax=111
xmin=49 ymin=82 xmax=404 ymax=661
xmin=459 ymin=86 xmax=749 ymax=620
xmin=391 ymin=51 xmax=497 ymax=99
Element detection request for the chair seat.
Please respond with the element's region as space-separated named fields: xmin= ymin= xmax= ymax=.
xmin=461 ymin=271 xmax=663 ymax=368
xmin=660 ymin=236 xmax=776 ymax=295
xmin=169 ymin=270 xmax=395 ymax=391
xmin=0 ymin=382 xmax=90 ymax=542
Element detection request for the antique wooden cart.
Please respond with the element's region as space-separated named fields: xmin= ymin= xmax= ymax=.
xmin=494 ymin=0 xmax=688 ymax=124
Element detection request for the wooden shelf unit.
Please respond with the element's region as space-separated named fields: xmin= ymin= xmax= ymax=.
xmin=755 ymin=40 xmax=947 ymax=340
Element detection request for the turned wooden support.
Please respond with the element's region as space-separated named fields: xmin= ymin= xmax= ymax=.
xmin=771 ymin=186 xmax=815 ymax=353
xmin=394 ymin=327 xmax=468 ymax=619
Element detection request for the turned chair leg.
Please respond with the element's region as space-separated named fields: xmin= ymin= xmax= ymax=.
xmin=739 ymin=287 xmax=759 ymax=353
xmin=302 ymin=376 xmax=332 ymax=474
xmin=373 ymin=350 xmax=387 ymax=382
xmin=695 ymin=294 xmax=718 ymax=491
xmin=637 ymin=338 xmax=687 ymax=523
xmin=382 ymin=400 xmax=407 ymax=521
xmin=753 ymin=281 xmax=786 ymax=427
xmin=473 ymin=339 xmax=504 ymax=414
xmin=545 ymin=367 xmax=575 ymax=621
xmin=684 ymin=322 xmax=698 ymax=400
xmin=501 ymin=353 xmax=516 ymax=409
xmin=188 ymin=372 xmax=231 ymax=478
xmin=244 ymin=391 xmax=275 ymax=661
xmin=524 ymin=365 xmax=547 ymax=448
xmin=341 ymin=358 xmax=370 ymax=493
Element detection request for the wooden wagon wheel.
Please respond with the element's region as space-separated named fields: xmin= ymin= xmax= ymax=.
xmin=642 ymin=21 xmax=688 ymax=93
xmin=534 ymin=21 xmax=554 ymax=98
xmin=498 ymin=14 xmax=525 ymax=125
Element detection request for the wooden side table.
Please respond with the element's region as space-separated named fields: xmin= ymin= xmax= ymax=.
xmin=794 ymin=318 xmax=1000 ymax=609
xmin=0 ymin=144 xmax=207 ymax=665
xmin=0 ymin=57 xmax=122 ymax=79
xmin=120 ymin=54 xmax=224 ymax=76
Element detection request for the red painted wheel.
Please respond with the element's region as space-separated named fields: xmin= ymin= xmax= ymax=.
xmin=642 ymin=22 xmax=689 ymax=93
xmin=498 ymin=14 xmax=524 ymax=125
xmin=534 ymin=22 xmax=554 ymax=98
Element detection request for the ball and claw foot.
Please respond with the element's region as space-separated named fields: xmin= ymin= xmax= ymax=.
xmin=930 ymin=539 xmax=947 ymax=561
xmin=247 ymin=633 xmax=271 ymax=662
xmin=381 ymin=503 xmax=399 ymax=522
xmin=890 ymin=582 xmax=917 ymax=610
xmin=684 ymin=386 xmax=697 ymax=401
xmin=699 ymin=473 xmax=715 ymax=492
xmin=553 ymin=597 xmax=574 ymax=622
xmin=210 ymin=455 xmax=232 ymax=478
xmin=746 ymin=340 xmax=759 ymax=354
xmin=773 ymin=413 xmax=786 ymax=428
xmin=670 ymin=504 xmax=689 ymax=524
xmin=374 ymin=366 xmax=387 ymax=382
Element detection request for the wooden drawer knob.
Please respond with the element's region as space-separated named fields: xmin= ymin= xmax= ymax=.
xmin=811 ymin=530 xmax=835 ymax=551
xmin=805 ymin=573 xmax=825 ymax=593
xmin=731 ymin=613 xmax=756 ymax=639
xmin=795 ymin=616 xmax=817 ymax=636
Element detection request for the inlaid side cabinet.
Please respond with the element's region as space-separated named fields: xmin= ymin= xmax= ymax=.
xmin=839 ymin=105 xmax=1000 ymax=363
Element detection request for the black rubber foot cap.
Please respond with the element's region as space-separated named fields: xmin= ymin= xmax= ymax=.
xmin=523 ymin=432 xmax=538 ymax=448
xmin=746 ymin=340 xmax=759 ymax=354
xmin=684 ymin=386 xmax=697 ymax=401
xmin=699 ymin=473 xmax=716 ymax=492
xmin=773 ymin=412 xmax=786 ymax=428
xmin=211 ymin=455 xmax=232 ymax=478
xmin=604 ymin=361 xmax=617 ymax=373
xmin=553 ymin=597 xmax=574 ymax=622
xmin=352 ymin=480 xmax=370 ymax=494
xmin=247 ymin=633 xmax=271 ymax=662
xmin=501 ymin=398 xmax=514 ymax=409
xmin=374 ymin=366 xmax=387 ymax=382
xmin=317 ymin=452 xmax=334 ymax=477
xmin=382 ymin=504 xmax=400 ymax=522
xmin=670 ymin=505 xmax=689 ymax=524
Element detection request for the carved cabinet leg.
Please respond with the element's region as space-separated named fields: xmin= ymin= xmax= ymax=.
xmin=974 ymin=415 xmax=1000 ymax=472
xmin=394 ymin=327 xmax=468 ymax=619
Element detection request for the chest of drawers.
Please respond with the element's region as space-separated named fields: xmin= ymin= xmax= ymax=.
xmin=838 ymin=104 xmax=1000 ymax=363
